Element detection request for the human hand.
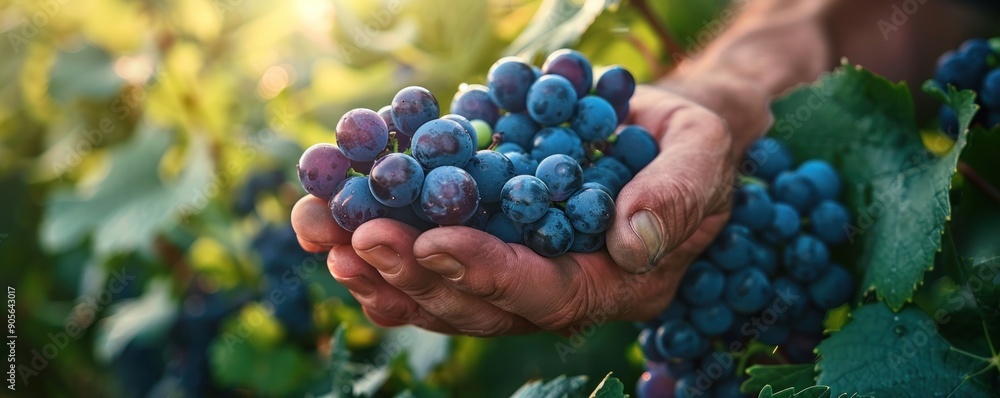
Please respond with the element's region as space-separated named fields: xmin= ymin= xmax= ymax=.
xmin=292 ymin=85 xmax=763 ymax=336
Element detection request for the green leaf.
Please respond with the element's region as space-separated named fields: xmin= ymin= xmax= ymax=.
xmin=816 ymin=303 xmax=994 ymax=397
xmin=505 ymin=0 xmax=619 ymax=59
xmin=769 ymin=64 xmax=975 ymax=309
xmin=48 ymin=44 xmax=124 ymax=101
xmin=383 ymin=326 xmax=451 ymax=381
xmin=330 ymin=324 xmax=354 ymax=398
xmin=742 ymin=364 xmax=817 ymax=395
xmin=589 ymin=373 xmax=627 ymax=398
xmin=210 ymin=340 xmax=311 ymax=396
xmin=40 ymin=125 xmax=214 ymax=255
xmin=509 ymin=375 xmax=589 ymax=398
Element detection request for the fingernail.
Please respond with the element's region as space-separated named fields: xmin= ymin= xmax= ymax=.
xmin=348 ymin=277 xmax=376 ymax=297
xmin=359 ymin=245 xmax=402 ymax=275
xmin=630 ymin=210 xmax=664 ymax=266
xmin=418 ymin=254 xmax=464 ymax=279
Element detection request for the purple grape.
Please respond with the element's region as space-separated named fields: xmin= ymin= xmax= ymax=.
xmin=500 ymin=175 xmax=550 ymax=224
xmin=636 ymin=366 xmax=676 ymax=398
xmin=570 ymin=230 xmax=605 ymax=252
xmin=381 ymin=105 xmax=411 ymax=152
xmin=582 ymin=167 xmax=625 ymax=197
xmin=531 ymin=126 xmax=584 ymax=161
xmin=570 ymin=96 xmax=618 ymax=142
xmin=378 ymin=105 xmax=398 ymax=133
xmin=350 ymin=158 xmax=375 ymax=174
xmin=451 ymin=84 xmax=501 ymax=127
xmin=462 ymin=203 xmax=491 ymax=230
xmin=463 ymin=150 xmax=516 ymax=203
xmin=486 ymin=57 xmax=536 ymax=112
xmin=369 ymin=153 xmax=425 ymax=207
xmin=565 ymin=187 xmax=615 ymax=234
xmin=335 ymin=109 xmax=389 ymax=162
xmin=296 ymin=143 xmax=350 ymax=200
xmin=494 ymin=113 xmax=540 ymax=149
xmin=593 ymin=156 xmax=633 ymax=183
xmin=535 ymin=154 xmax=583 ymax=202
xmin=609 ymin=125 xmax=658 ymax=173
xmin=613 ymin=101 xmax=629 ymax=124
xmin=506 ymin=152 xmax=539 ymax=176
xmin=330 ymin=177 xmax=390 ymax=232
xmin=485 ymin=213 xmax=522 ymax=243
xmin=522 ymin=208 xmax=575 ymax=257
xmin=411 ymin=118 xmax=475 ymax=169
xmin=494 ymin=142 xmax=526 ymax=155
xmin=391 ymin=86 xmax=440 ymax=136
xmin=387 ymin=205 xmax=436 ymax=232
xmin=541 ymin=49 xmax=593 ymax=98
xmin=526 ymin=75 xmax=578 ymax=126
xmin=441 ymin=114 xmax=478 ymax=147
xmin=595 ymin=65 xmax=636 ymax=105
xmin=420 ymin=166 xmax=480 ymax=226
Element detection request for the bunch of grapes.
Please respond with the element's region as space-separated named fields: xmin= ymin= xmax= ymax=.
xmin=296 ymin=49 xmax=659 ymax=257
xmin=635 ymin=138 xmax=856 ymax=398
xmin=935 ymin=37 xmax=1000 ymax=135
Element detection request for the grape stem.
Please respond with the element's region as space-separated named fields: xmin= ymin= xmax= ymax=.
xmin=631 ymin=0 xmax=683 ymax=62
xmin=958 ymin=161 xmax=1000 ymax=205
xmin=487 ymin=133 xmax=504 ymax=151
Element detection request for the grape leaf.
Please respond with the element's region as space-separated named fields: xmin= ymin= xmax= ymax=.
xmin=742 ymin=364 xmax=818 ymax=395
xmin=588 ymin=373 xmax=627 ymax=398
xmin=769 ymin=64 xmax=976 ymax=309
xmin=329 ymin=325 xmax=354 ymax=398
xmin=509 ymin=375 xmax=589 ymax=398
xmin=382 ymin=326 xmax=451 ymax=381
xmin=816 ymin=303 xmax=994 ymax=397
xmin=505 ymin=0 xmax=619 ymax=59
xmin=40 ymin=125 xmax=214 ymax=255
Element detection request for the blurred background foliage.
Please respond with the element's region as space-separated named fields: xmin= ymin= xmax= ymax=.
xmin=0 ymin=0 xmax=731 ymax=396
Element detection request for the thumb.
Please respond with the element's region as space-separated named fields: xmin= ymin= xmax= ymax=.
xmin=606 ymin=105 xmax=734 ymax=274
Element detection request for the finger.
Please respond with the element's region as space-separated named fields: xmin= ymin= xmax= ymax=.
xmin=292 ymin=195 xmax=352 ymax=250
xmin=411 ymin=227 xmax=661 ymax=329
xmin=327 ymin=245 xmax=457 ymax=333
xmin=297 ymin=236 xmax=327 ymax=253
xmin=353 ymin=220 xmax=539 ymax=336
xmin=607 ymin=103 xmax=734 ymax=274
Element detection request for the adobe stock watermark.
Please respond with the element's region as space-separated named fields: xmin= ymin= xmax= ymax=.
xmin=670 ymin=0 xmax=750 ymax=64
xmin=14 ymin=269 xmax=135 ymax=386
xmin=877 ymin=0 xmax=928 ymax=41
xmin=772 ymin=84 xmax=835 ymax=140
xmin=6 ymin=0 xmax=71 ymax=54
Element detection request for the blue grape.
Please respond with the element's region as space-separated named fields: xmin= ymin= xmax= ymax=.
xmin=772 ymin=277 xmax=808 ymax=321
xmin=636 ymin=366 xmax=676 ymax=398
xmin=570 ymin=230 xmax=605 ymax=252
xmin=494 ymin=142 xmax=526 ymax=155
xmin=565 ymin=188 xmax=615 ymax=233
xmin=531 ymin=126 xmax=584 ymax=161
xmin=441 ymin=114 xmax=478 ymax=146
xmin=809 ymin=200 xmax=850 ymax=245
xmin=330 ymin=177 xmax=389 ymax=232
xmin=595 ymin=65 xmax=636 ymax=105
xmin=387 ymin=205 xmax=435 ymax=232
xmin=724 ymin=268 xmax=774 ymax=314
xmin=940 ymin=105 xmax=960 ymax=138
xmin=680 ymin=261 xmax=726 ymax=305
xmin=506 ymin=152 xmax=539 ymax=176
xmin=935 ymin=50 xmax=988 ymax=91
xmin=487 ymin=57 xmax=536 ymax=112
xmin=609 ymin=125 xmax=658 ymax=173
xmin=980 ymin=68 xmax=1000 ymax=108
xmin=674 ymin=372 xmax=709 ymax=398
xmin=689 ymin=301 xmax=734 ymax=336
xmin=535 ymin=154 xmax=584 ymax=201
xmin=485 ymin=213 xmax=522 ymax=243
xmin=593 ymin=156 xmax=633 ymax=183
xmin=541 ymin=49 xmax=593 ymax=98
xmin=494 ymin=113 xmax=541 ymax=149
xmin=707 ymin=225 xmax=754 ymax=272
xmin=391 ymin=86 xmax=440 ymax=136
xmin=378 ymin=105 xmax=398 ymax=133
xmin=336 ymin=108 xmax=389 ymax=161
xmin=411 ymin=118 xmax=475 ymax=169
xmin=463 ymin=150 xmax=516 ymax=203
xmin=369 ymin=153 xmax=424 ymax=207
xmin=808 ymin=264 xmax=854 ymax=309
xmin=789 ymin=306 xmax=825 ymax=334
xmin=420 ymin=166 xmax=480 ymax=226
xmin=749 ymin=241 xmax=777 ymax=275
xmin=655 ymin=319 xmax=705 ymax=360
xmin=782 ymin=333 xmax=821 ymax=363
xmin=637 ymin=327 xmax=665 ymax=363
xmin=451 ymin=84 xmax=501 ymax=127
xmin=745 ymin=138 xmax=792 ymax=182
xmin=526 ymin=74 xmax=578 ymax=126
xmin=411 ymin=199 xmax=433 ymax=223
xmin=731 ymin=184 xmax=775 ymax=231
xmin=583 ymin=167 xmax=624 ymax=197
xmin=797 ymin=160 xmax=841 ymax=201
xmin=762 ymin=203 xmax=801 ymax=243
xmin=500 ymin=175 xmax=551 ymax=224
xmin=297 ymin=143 xmax=351 ymax=200
xmin=581 ymin=181 xmax=613 ymax=197
xmin=522 ymin=208 xmax=575 ymax=257
xmin=758 ymin=322 xmax=790 ymax=346
xmin=772 ymin=171 xmax=819 ymax=213
xmin=462 ymin=203 xmax=491 ymax=230
xmin=570 ymin=96 xmax=617 ymax=142
xmin=613 ymin=101 xmax=629 ymax=125
xmin=782 ymin=234 xmax=830 ymax=283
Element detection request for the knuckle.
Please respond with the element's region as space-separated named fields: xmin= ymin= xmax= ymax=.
xmin=535 ymin=274 xmax=593 ymax=331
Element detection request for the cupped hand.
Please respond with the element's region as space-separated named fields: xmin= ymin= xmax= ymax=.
xmin=293 ymin=86 xmax=746 ymax=336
